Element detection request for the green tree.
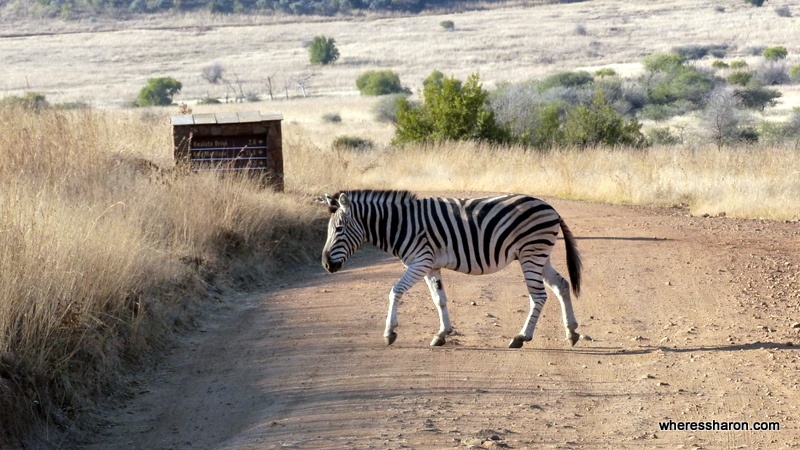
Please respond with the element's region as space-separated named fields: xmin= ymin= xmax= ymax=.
xmin=135 ymin=77 xmax=182 ymax=106
xmin=563 ymin=89 xmax=645 ymax=148
xmin=393 ymin=72 xmax=508 ymax=144
xmin=355 ymin=70 xmax=410 ymax=96
xmin=309 ymin=36 xmax=340 ymax=65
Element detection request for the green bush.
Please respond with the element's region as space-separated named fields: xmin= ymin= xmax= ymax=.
xmin=440 ymin=20 xmax=454 ymax=31
xmin=355 ymin=70 xmax=410 ymax=96
xmin=641 ymin=53 xmax=713 ymax=107
xmin=763 ymin=46 xmax=788 ymax=61
xmin=197 ymin=96 xmax=221 ymax=105
xmin=0 ymin=92 xmax=49 ymax=112
xmin=563 ymin=89 xmax=645 ymax=148
xmin=135 ymin=77 xmax=182 ymax=107
xmin=647 ymin=127 xmax=681 ymax=145
xmin=711 ymin=60 xmax=729 ymax=70
xmin=727 ymin=71 xmax=753 ymax=86
xmin=394 ymin=72 xmax=509 ymax=145
xmin=308 ymin=35 xmax=339 ymax=65
xmin=538 ymin=70 xmax=594 ymax=91
xmin=791 ymin=64 xmax=800 ymax=81
xmin=729 ymin=60 xmax=748 ymax=69
xmin=332 ymin=135 xmax=374 ymax=150
xmin=594 ymin=68 xmax=617 ymax=77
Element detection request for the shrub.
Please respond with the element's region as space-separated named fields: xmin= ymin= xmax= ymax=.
xmin=308 ymin=35 xmax=339 ymax=65
xmin=711 ymin=60 xmax=729 ymax=70
xmin=197 ymin=96 xmax=221 ymax=105
xmin=539 ymin=70 xmax=594 ymax=91
xmin=594 ymin=68 xmax=617 ymax=77
xmin=763 ymin=46 xmax=788 ymax=61
xmin=729 ymin=60 xmax=748 ymax=69
xmin=563 ymin=89 xmax=645 ymax=148
xmin=647 ymin=127 xmax=681 ymax=145
xmin=440 ymin=20 xmax=454 ymax=31
xmin=744 ymin=0 xmax=765 ymax=6
xmin=332 ymin=135 xmax=374 ymax=150
xmin=641 ymin=53 xmax=714 ymax=108
xmin=201 ymin=62 xmax=225 ymax=84
xmin=322 ymin=112 xmax=342 ymax=123
xmin=673 ymin=44 xmax=727 ymax=60
xmin=372 ymin=94 xmax=409 ymax=123
xmin=394 ymin=72 xmax=509 ymax=145
xmin=775 ymin=5 xmax=792 ymax=17
xmin=727 ymin=71 xmax=753 ymax=86
xmin=135 ymin=77 xmax=182 ymax=107
xmin=755 ymin=61 xmax=790 ymax=85
xmin=791 ymin=64 xmax=800 ymax=82
xmin=0 ymin=92 xmax=49 ymax=112
xmin=355 ymin=70 xmax=410 ymax=96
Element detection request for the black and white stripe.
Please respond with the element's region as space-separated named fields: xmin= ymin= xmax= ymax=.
xmin=321 ymin=190 xmax=582 ymax=348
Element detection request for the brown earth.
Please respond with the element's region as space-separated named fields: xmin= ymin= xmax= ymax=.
xmin=80 ymin=197 xmax=800 ymax=450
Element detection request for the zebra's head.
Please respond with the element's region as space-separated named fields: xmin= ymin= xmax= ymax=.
xmin=321 ymin=192 xmax=364 ymax=274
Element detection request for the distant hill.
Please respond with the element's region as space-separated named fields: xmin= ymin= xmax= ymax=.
xmin=4 ymin=0 xmax=546 ymax=19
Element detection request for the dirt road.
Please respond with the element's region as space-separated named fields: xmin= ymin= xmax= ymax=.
xmin=82 ymin=198 xmax=800 ymax=449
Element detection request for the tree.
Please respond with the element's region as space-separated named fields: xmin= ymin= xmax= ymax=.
xmin=355 ymin=70 xmax=410 ymax=96
xmin=135 ymin=77 xmax=182 ymax=106
xmin=309 ymin=36 xmax=339 ymax=65
xmin=562 ymin=89 xmax=645 ymax=148
xmin=393 ymin=72 xmax=508 ymax=144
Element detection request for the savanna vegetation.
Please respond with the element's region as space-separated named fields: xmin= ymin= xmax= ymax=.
xmin=2 ymin=0 xmax=800 ymax=446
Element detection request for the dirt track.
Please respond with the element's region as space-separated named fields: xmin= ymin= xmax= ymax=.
xmin=82 ymin=197 xmax=800 ymax=450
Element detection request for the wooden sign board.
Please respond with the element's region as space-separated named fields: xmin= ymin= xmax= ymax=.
xmin=171 ymin=111 xmax=283 ymax=191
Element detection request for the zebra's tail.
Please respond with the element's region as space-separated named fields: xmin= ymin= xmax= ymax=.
xmin=559 ymin=218 xmax=582 ymax=297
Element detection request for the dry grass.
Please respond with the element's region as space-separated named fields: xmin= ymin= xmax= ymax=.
xmin=286 ymin=139 xmax=800 ymax=221
xmin=0 ymin=107 xmax=323 ymax=445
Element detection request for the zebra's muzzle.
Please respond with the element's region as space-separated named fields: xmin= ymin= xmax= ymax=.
xmin=322 ymin=255 xmax=343 ymax=273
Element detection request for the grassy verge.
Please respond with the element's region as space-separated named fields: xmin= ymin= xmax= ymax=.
xmin=287 ymin=139 xmax=800 ymax=221
xmin=0 ymin=108 xmax=324 ymax=446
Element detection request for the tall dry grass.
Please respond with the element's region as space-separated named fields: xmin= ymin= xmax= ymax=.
xmin=286 ymin=139 xmax=800 ymax=221
xmin=0 ymin=107 xmax=323 ymax=445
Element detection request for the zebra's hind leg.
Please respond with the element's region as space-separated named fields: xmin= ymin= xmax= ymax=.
xmin=424 ymin=269 xmax=452 ymax=346
xmin=510 ymin=258 xmax=548 ymax=349
xmin=543 ymin=260 xmax=580 ymax=346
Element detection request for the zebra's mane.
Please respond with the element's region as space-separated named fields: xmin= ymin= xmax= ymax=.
xmin=334 ymin=189 xmax=418 ymax=205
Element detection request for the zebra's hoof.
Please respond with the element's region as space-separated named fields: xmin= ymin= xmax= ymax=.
xmin=568 ymin=331 xmax=580 ymax=347
xmin=508 ymin=336 xmax=525 ymax=349
xmin=384 ymin=332 xmax=397 ymax=346
xmin=430 ymin=336 xmax=446 ymax=347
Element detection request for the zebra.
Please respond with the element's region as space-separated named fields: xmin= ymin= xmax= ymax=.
xmin=320 ymin=189 xmax=582 ymax=349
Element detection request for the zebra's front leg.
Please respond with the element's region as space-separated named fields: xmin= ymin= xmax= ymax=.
xmin=424 ymin=269 xmax=452 ymax=346
xmin=384 ymin=260 xmax=431 ymax=346
xmin=384 ymin=289 xmax=400 ymax=345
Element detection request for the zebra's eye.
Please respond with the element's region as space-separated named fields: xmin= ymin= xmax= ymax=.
xmin=335 ymin=225 xmax=344 ymax=233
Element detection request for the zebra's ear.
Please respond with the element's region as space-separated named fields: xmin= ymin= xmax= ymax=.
xmin=322 ymin=194 xmax=339 ymax=212
xmin=338 ymin=193 xmax=351 ymax=212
